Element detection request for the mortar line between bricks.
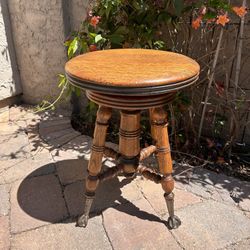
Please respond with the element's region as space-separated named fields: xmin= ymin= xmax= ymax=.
xmin=7 ymin=184 xmax=12 ymax=250
xmin=49 ymin=150 xmax=56 ymax=163
xmin=10 ymin=216 xmax=74 ymax=236
xmin=41 ymin=134 xmax=82 ymax=151
xmin=54 ymin=172 xmax=71 ymax=218
xmin=0 ymin=146 xmax=51 ymax=176
xmin=0 ymin=143 xmax=31 ymax=163
xmin=175 ymin=184 xmax=212 ymax=201
xmin=101 ymin=213 xmax=115 ymax=250
xmin=0 ymin=171 xmax=57 ymax=186
xmin=18 ymin=120 xmax=33 ymax=158
xmin=0 ymin=157 xmax=27 ymax=176
xmin=10 ymin=223 xmax=51 ymax=236
xmin=49 ymin=135 xmax=85 ymax=163
xmin=169 ymin=230 xmax=185 ymax=250
xmin=135 ymin=180 xmax=159 ymax=215
xmin=217 ymin=236 xmax=250 ymax=250
xmin=40 ymin=129 xmax=80 ymax=142
xmin=176 ymin=187 xmax=241 ymax=210
xmin=135 ymin=180 xmax=185 ymax=249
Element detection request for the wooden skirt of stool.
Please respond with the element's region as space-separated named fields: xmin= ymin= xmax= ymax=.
xmin=77 ymin=105 xmax=181 ymax=229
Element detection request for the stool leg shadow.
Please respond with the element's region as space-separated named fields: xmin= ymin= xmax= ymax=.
xmin=109 ymin=195 xmax=169 ymax=226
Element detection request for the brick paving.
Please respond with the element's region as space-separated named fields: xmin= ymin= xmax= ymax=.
xmin=0 ymin=105 xmax=250 ymax=250
xmin=0 ymin=184 xmax=10 ymax=216
xmin=0 ymin=216 xmax=10 ymax=250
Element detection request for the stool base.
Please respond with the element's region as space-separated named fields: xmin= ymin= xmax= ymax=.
xmin=77 ymin=106 xmax=181 ymax=230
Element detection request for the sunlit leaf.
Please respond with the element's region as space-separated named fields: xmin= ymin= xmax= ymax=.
xmin=95 ymin=34 xmax=103 ymax=43
xmin=58 ymin=74 xmax=66 ymax=88
xmin=68 ymin=37 xmax=79 ymax=58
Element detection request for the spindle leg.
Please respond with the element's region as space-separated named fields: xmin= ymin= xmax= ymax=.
xmin=150 ymin=107 xmax=181 ymax=229
xmin=77 ymin=106 xmax=112 ymax=227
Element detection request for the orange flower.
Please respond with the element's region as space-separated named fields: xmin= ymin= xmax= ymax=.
xmin=90 ymin=16 xmax=100 ymax=28
xmin=232 ymin=6 xmax=247 ymax=18
xmin=216 ymin=14 xmax=229 ymax=26
xmin=192 ymin=17 xmax=201 ymax=30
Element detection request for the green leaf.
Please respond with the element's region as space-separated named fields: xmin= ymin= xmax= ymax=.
xmin=68 ymin=37 xmax=79 ymax=58
xmin=74 ymin=87 xmax=81 ymax=97
xmin=95 ymin=34 xmax=103 ymax=43
xmin=173 ymin=0 xmax=184 ymax=17
xmin=158 ymin=12 xmax=172 ymax=24
xmin=89 ymin=32 xmax=97 ymax=44
xmin=132 ymin=0 xmax=141 ymax=10
xmin=89 ymin=33 xmax=97 ymax=39
xmin=105 ymin=3 xmax=112 ymax=19
xmin=153 ymin=40 xmax=165 ymax=50
xmin=108 ymin=34 xmax=125 ymax=45
xmin=203 ymin=12 xmax=217 ymax=20
xmin=64 ymin=40 xmax=72 ymax=47
xmin=89 ymin=101 xmax=96 ymax=111
xmin=65 ymin=85 xmax=73 ymax=97
xmin=114 ymin=26 xmax=129 ymax=35
xmin=58 ymin=74 xmax=66 ymax=88
xmin=80 ymin=40 xmax=88 ymax=53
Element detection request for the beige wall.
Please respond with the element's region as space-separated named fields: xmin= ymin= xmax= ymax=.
xmin=7 ymin=0 xmax=88 ymax=104
xmin=0 ymin=0 xmax=21 ymax=101
xmin=70 ymin=0 xmax=89 ymax=30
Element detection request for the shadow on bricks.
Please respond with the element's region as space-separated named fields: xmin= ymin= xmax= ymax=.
xmin=16 ymin=158 xmax=167 ymax=225
xmin=173 ymin=163 xmax=250 ymax=204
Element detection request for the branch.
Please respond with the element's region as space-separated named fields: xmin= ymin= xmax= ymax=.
xmin=229 ymin=0 xmax=247 ymax=146
xmin=198 ymin=27 xmax=224 ymax=140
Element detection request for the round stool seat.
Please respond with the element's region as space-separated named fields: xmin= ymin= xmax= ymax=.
xmin=65 ymin=49 xmax=200 ymax=109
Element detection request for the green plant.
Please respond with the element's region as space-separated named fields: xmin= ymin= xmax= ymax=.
xmin=36 ymin=0 xmax=248 ymax=153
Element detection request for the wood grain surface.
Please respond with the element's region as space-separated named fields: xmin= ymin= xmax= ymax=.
xmin=65 ymin=49 xmax=200 ymax=88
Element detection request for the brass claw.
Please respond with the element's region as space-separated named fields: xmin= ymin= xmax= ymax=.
xmin=167 ymin=215 xmax=181 ymax=229
xmin=77 ymin=214 xmax=89 ymax=228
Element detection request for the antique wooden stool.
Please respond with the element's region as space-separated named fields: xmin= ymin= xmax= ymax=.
xmin=65 ymin=49 xmax=200 ymax=229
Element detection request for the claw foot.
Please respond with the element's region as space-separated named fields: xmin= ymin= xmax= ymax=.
xmin=77 ymin=214 xmax=89 ymax=228
xmin=167 ymin=215 xmax=181 ymax=229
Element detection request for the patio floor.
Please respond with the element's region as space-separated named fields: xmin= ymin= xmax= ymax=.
xmin=0 ymin=105 xmax=250 ymax=250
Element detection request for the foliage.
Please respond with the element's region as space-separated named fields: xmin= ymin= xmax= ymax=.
xmin=65 ymin=0 xmax=246 ymax=56
xmin=37 ymin=0 xmax=248 ymax=161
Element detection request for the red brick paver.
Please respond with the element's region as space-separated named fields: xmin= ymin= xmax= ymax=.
xmin=0 ymin=216 xmax=10 ymax=250
xmin=64 ymin=176 xmax=143 ymax=217
xmin=10 ymin=175 xmax=68 ymax=233
xmin=0 ymin=184 xmax=10 ymax=216
xmin=103 ymin=198 xmax=181 ymax=250
xmin=11 ymin=216 xmax=112 ymax=250
xmin=137 ymin=178 xmax=202 ymax=216
xmin=172 ymin=200 xmax=250 ymax=250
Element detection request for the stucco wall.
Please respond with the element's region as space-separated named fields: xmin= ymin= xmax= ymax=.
xmin=5 ymin=0 xmax=88 ymax=104
xmin=7 ymin=0 xmax=67 ymax=104
xmin=69 ymin=0 xmax=89 ymax=30
xmin=6 ymin=0 xmax=88 ymax=104
xmin=0 ymin=0 xmax=21 ymax=101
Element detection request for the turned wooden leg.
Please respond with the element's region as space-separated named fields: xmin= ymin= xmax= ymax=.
xmin=77 ymin=106 xmax=112 ymax=227
xmin=119 ymin=110 xmax=141 ymax=177
xmin=150 ymin=107 xmax=181 ymax=229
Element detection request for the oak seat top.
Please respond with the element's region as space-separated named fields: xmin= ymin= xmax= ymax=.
xmin=65 ymin=49 xmax=200 ymax=95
